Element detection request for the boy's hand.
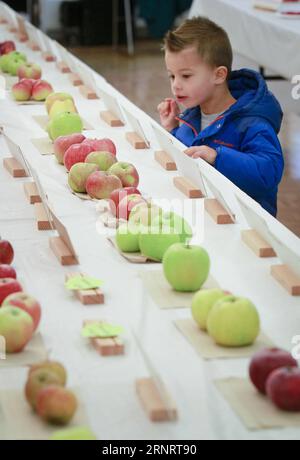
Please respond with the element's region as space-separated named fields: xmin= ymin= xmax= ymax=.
xmin=157 ymin=98 xmax=180 ymax=132
xmin=184 ymin=146 xmax=218 ymax=165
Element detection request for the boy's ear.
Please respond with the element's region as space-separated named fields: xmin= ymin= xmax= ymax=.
xmin=214 ymin=66 xmax=228 ymax=84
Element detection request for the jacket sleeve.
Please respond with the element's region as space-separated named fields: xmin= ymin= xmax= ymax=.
xmin=214 ymin=122 xmax=284 ymax=197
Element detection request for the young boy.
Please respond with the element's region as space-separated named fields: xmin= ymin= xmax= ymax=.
xmin=158 ymin=17 xmax=284 ymax=217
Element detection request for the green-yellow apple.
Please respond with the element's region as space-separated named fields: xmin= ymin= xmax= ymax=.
xmin=0 ymin=54 xmax=12 ymax=72
xmin=25 ymin=369 xmax=64 ymax=410
xmin=116 ymin=223 xmax=141 ymax=253
xmin=86 ymin=171 xmax=122 ymax=200
xmin=0 ymin=306 xmax=34 ymax=353
xmin=153 ymin=211 xmax=193 ymax=243
xmin=36 ymin=385 xmax=77 ymax=425
xmin=2 ymin=292 xmax=41 ymax=331
xmin=68 ymin=162 xmax=99 ymax=193
xmin=139 ymin=225 xmax=181 ymax=262
xmin=85 ymin=151 xmax=117 ymax=171
xmin=7 ymin=57 xmax=24 ymax=76
xmin=108 ymin=162 xmax=139 ymax=187
xmin=47 ymin=112 xmax=83 ymax=141
xmin=50 ymin=426 xmax=97 ymax=440
xmin=45 ymin=92 xmax=74 ymax=114
xmin=49 ymin=99 xmax=77 ymax=119
xmin=129 ymin=202 xmax=161 ymax=227
xmin=163 ymin=243 xmax=210 ymax=292
xmin=191 ymin=289 xmax=231 ymax=331
xmin=17 ymin=62 xmax=41 ymax=80
xmin=207 ymin=296 xmax=260 ymax=347
xmin=29 ymin=361 xmax=67 ymax=386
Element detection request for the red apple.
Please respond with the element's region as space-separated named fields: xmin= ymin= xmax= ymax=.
xmin=31 ymin=80 xmax=54 ymax=101
xmin=249 ymin=348 xmax=298 ymax=394
xmin=266 ymin=367 xmax=300 ymax=412
xmin=12 ymin=79 xmax=32 ymax=101
xmin=53 ymin=133 xmax=86 ymax=165
xmin=0 ymin=265 xmax=17 ymax=279
xmin=109 ymin=187 xmax=141 ymax=218
xmin=0 ymin=41 xmax=16 ymax=55
xmin=0 ymin=278 xmax=22 ymax=305
xmin=0 ymin=240 xmax=14 ymax=264
xmin=86 ymin=172 xmax=122 ymax=200
xmin=36 ymin=385 xmax=77 ymax=425
xmin=107 ymin=162 xmax=139 ymax=188
xmin=64 ymin=143 xmax=94 ymax=171
xmin=2 ymin=292 xmax=41 ymax=331
xmin=82 ymin=138 xmax=116 ymax=156
xmin=0 ymin=306 xmax=34 ymax=353
xmin=117 ymin=193 xmax=146 ymax=220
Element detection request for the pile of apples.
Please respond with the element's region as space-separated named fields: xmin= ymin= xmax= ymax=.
xmin=249 ymin=348 xmax=300 ymax=412
xmin=45 ymin=93 xmax=83 ymax=141
xmin=0 ymin=50 xmax=27 ymax=76
xmin=25 ymin=360 xmax=78 ymax=425
xmin=0 ymin=239 xmax=42 ymax=353
xmin=12 ymin=78 xmax=53 ymax=102
xmin=191 ymin=288 xmax=261 ymax=347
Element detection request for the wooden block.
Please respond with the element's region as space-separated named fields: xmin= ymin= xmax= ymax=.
xmin=34 ymin=203 xmax=53 ymax=231
xmin=68 ymin=73 xmax=83 ymax=86
xmin=205 ymin=198 xmax=235 ymax=225
xmin=271 ymin=264 xmax=300 ymax=296
xmin=16 ymin=34 xmax=28 ymax=43
xmin=9 ymin=27 xmax=17 ymax=33
xmin=83 ymin=320 xmax=124 ymax=356
xmin=0 ymin=17 xmax=7 ymax=24
xmin=42 ymin=52 xmax=56 ymax=62
xmin=154 ymin=150 xmax=177 ymax=171
xmin=56 ymin=61 xmax=71 ymax=73
xmin=173 ymin=176 xmax=203 ymax=199
xmin=136 ymin=378 xmax=177 ymax=422
xmin=126 ymin=132 xmax=149 ymax=150
xmin=23 ymin=182 xmax=41 ymax=205
xmin=66 ymin=273 xmax=104 ymax=305
xmin=49 ymin=236 xmax=78 ymax=266
xmin=78 ymin=85 xmax=98 ymax=100
xmin=241 ymin=229 xmax=276 ymax=258
xmin=27 ymin=41 xmax=40 ymax=51
xmin=100 ymin=110 xmax=124 ymax=127
xmin=3 ymin=157 xmax=27 ymax=178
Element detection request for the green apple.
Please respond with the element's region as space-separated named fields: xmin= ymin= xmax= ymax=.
xmin=153 ymin=211 xmax=193 ymax=243
xmin=50 ymin=426 xmax=97 ymax=440
xmin=129 ymin=202 xmax=161 ymax=227
xmin=116 ymin=223 xmax=140 ymax=253
xmin=68 ymin=162 xmax=99 ymax=193
xmin=85 ymin=151 xmax=117 ymax=171
xmin=138 ymin=225 xmax=181 ymax=262
xmin=163 ymin=243 xmax=210 ymax=292
xmin=191 ymin=289 xmax=231 ymax=331
xmin=207 ymin=296 xmax=260 ymax=347
xmin=0 ymin=54 xmax=11 ymax=72
xmin=47 ymin=112 xmax=83 ymax=141
xmin=49 ymin=99 xmax=77 ymax=120
xmin=45 ymin=92 xmax=74 ymax=114
xmin=7 ymin=58 xmax=24 ymax=76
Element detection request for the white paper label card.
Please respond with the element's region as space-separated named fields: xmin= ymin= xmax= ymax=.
xmin=203 ymin=172 xmax=236 ymax=222
xmin=267 ymin=230 xmax=300 ymax=277
xmin=122 ymin=107 xmax=150 ymax=147
xmin=152 ymin=124 xmax=177 ymax=157
xmin=16 ymin=14 xmax=28 ymax=37
xmin=236 ymin=194 xmax=273 ymax=244
xmin=0 ymin=75 xmax=5 ymax=99
xmin=36 ymin=30 xmax=48 ymax=52
xmin=29 ymin=167 xmax=49 ymax=207
xmin=3 ymin=133 xmax=30 ymax=175
xmin=98 ymin=88 xmax=125 ymax=123
xmin=25 ymin=22 xmax=38 ymax=43
xmin=2 ymin=3 xmax=17 ymax=26
xmin=48 ymin=206 xmax=78 ymax=257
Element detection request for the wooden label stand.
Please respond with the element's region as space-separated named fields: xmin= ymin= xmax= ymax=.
xmin=34 ymin=203 xmax=54 ymax=231
xmin=126 ymin=132 xmax=149 ymax=150
xmin=205 ymin=198 xmax=235 ymax=225
xmin=136 ymin=378 xmax=178 ymax=422
xmin=173 ymin=176 xmax=203 ymax=199
xmin=271 ymin=265 xmax=300 ymax=296
xmin=154 ymin=151 xmax=177 ymax=171
xmin=66 ymin=273 xmax=104 ymax=305
xmin=83 ymin=320 xmax=124 ymax=356
xmin=242 ymin=229 xmax=276 ymax=258
xmin=68 ymin=73 xmax=83 ymax=86
xmin=3 ymin=157 xmax=27 ymax=178
xmin=42 ymin=52 xmax=56 ymax=62
xmin=27 ymin=40 xmax=40 ymax=51
xmin=100 ymin=111 xmax=124 ymax=127
xmin=56 ymin=61 xmax=71 ymax=73
xmin=16 ymin=33 xmax=28 ymax=42
xmin=49 ymin=237 xmax=78 ymax=265
xmin=23 ymin=182 xmax=41 ymax=204
xmin=79 ymin=85 xmax=98 ymax=100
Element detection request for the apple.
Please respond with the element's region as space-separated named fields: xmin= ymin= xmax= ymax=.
xmin=64 ymin=143 xmax=94 ymax=171
xmin=17 ymin=62 xmax=41 ymax=80
xmin=32 ymin=80 xmax=54 ymax=101
xmin=0 ymin=240 xmax=14 ymax=264
xmin=153 ymin=211 xmax=193 ymax=244
xmin=12 ymin=79 xmax=32 ymax=101
xmin=85 ymin=151 xmax=117 ymax=171
xmin=266 ymin=367 xmax=300 ymax=412
xmin=191 ymin=289 xmax=232 ymax=331
xmin=0 ymin=306 xmax=34 ymax=353
xmin=45 ymin=92 xmax=74 ymax=114
xmin=7 ymin=55 xmax=26 ymax=76
xmin=29 ymin=361 xmax=67 ymax=386
xmin=0 ymin=41 xmax=16 ymax=55
xmin=207 ymin=296 xmax=260 ymax=347
xmin=86 ymin=172 xmax=122 ymax=200
xmin=116 ymin=193 xmax=145 ymax=220
xmin=139 ymin=226 xmax=181 ymax=262
xmin=50 ymin=426 xmax=97 ymax=440
xmin=2 ymin=292 xmax=41 ymax=331
xmin=163 ymin=243 xmax=210 ymax=292
xmin=116 ymin=223 xmax=141 ymax=253
xmin=109 ymin=187 xmax=141 ymax=218
xmin=53 ymin=133 xmax=86 ymax=165
xmin=129 ymin=202 xmax=161 ymax=227
xmin=0 ymin=278 xmax=22 ymax=305
xmin=249 ymin=348 xmax=298 ymax=395
xmin=47 ymin=112 xmax=83 ymax=141
xmin=68 ymin=162 xmax=99 ymax=193
xmin=83 ymin=138 xmax=116 ymax=156
xmin=25 ymin=368 xmax=63 ymax=410
xmin=0 ymin=265 xmax=17 ymax=279
xmin=0 ymin=54 xmax=12 ymax=72
xmin=49 ymin=99 xmax=77 ymax=119
xmin=108 ymin=162 xmax=139 ymax=188
xmin=36 ymin=385 xmax=77 ymax=425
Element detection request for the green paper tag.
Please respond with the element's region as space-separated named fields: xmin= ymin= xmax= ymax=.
xmin=82 ymin=322 xmax=124 ymax=338
xmin=65 ymin=276 xmax=103 ymax=291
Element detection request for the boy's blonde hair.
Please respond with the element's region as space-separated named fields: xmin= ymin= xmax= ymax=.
xmin=164 ymin=17 xmax=233 ymax=80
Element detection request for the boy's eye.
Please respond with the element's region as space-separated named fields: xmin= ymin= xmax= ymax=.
xmin=168 ymin=75 xmax=175 ymax=80
xmin=182 ymin=75 xmax=192 ymax=79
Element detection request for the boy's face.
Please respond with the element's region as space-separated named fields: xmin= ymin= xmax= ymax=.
xmin=165 ymin=46 xmax=218 ymax=109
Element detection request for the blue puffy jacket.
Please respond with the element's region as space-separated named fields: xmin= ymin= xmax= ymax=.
xmin=171 ymin=69 xmax=284 ymax=216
